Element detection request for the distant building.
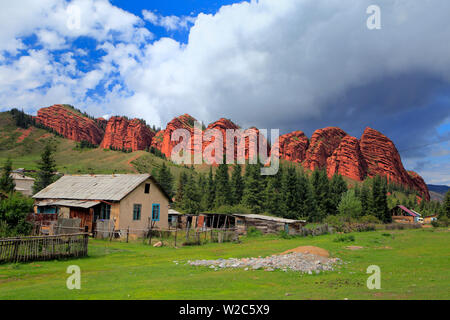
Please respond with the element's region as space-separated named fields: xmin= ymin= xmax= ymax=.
xmin=233 ymin=214 xmax=307 ymax=235
xmin=391 ymin=205 xmax=422 ymax=223
xmin=32 ymin=174 xmax=170 ymax=235
xmin=11 ymin=173 xmax=35 ymax=196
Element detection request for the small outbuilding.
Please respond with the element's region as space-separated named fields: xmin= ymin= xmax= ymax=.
xmin=391 ymin=205 xmax=421 ymax=223
xmin=11 ymin=172 xmax=35 ymax=196
xmin=233 ymin=214 xmax=307 ymax=235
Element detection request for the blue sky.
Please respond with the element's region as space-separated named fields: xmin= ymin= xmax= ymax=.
xmin=0 ymin=0 xmax=449 ymax=185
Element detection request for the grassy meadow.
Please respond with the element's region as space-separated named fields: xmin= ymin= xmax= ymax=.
xmin=0 ymin=228 xmax=448 ymax=300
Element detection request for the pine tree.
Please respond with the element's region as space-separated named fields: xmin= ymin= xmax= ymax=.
xmin=214 ymin=162 xmax=231 ymax=207
xmin=157 ymin=162 xmax=174 ymax=198
xmin=296 ymin=172 xmax=316 ymax=220
xmin=243 ymin=164 xmax=263 ymax=213
xmin=281 ymin=166 xmax=299 ymax=219
xmin=33 ymin=144 xmax=57 ymax=194
xmin=311 ymin=169 xmax=332 ymax=221
xmin=329 ymin=174 xmax=348 ymax=215
xmin=181 ymin=175 xmax=201 ymax=214
xmin=0 ymin=158 xmax=15 ymax=194
xmin=265 ymin=177 xmax=280 ymax=215
xmin=204 ymin=167 xmax=216 ymax=210
xmin=380 ymin=183 xmax=391 ymax=223
xmin=175 ymin=172 xmax=188 ymax=204
xmin=230 ymin=165 xmax=244 ymax=205
xmin=360 ymin=182 xmax=371 ymax=216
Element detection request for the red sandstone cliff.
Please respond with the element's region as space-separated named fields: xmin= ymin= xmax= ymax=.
xmin=35 ymin=105 xmax=104 ymax=145
xmin=100 ymin=116 xmax=155 ymax=152
xmin=303 ymin=127 xmax=348 ymax=170
xmin=326 ymin=136 xmax=367 ymax=181
xmin=151 ymin=114 xmax=198 ymax=159
xmin=278 ymin=131 xmax=309 ymax=163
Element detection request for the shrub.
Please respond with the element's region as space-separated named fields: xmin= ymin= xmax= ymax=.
xmin=246 ymin=227 xmax=262 ymax=237
xmin=279 ymin=230 xmax=291 ymax=239
xmin=360 ymin=215 xmax=381 ymax=224
xmin=333 ymin=234 xmax=355 ymax=242
xmin=0 ymin=193 xmax=33 ymax=237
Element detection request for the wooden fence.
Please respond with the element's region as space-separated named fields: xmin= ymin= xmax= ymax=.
xmin=0 ymin=233 xmax=89 ymax=264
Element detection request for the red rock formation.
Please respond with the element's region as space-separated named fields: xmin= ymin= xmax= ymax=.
xmin=96 ymin=117 xmax=108 ymax=131
xmin=203 ymin=118 xmax=240 ymax=164
xmin=360 ymin=127 xmax=411 ymax=184
xmin=35 ymin=105 xmax=104 ymax=145
xmin=303 ymin=127 xmax=348 ymax=170
xmin=152 ymin=114 xmax=198 ymax=159
xmin=278 ymin=131 xmax=309 ymax=163
xmin=100 ymin=117 xmax=154 ymax=152
xmin=408 ymin=171 xmax=430 ymax=201
xmin=151 ymin=130 xmax=165 ymax=151
xmin=326 ymin=136 xmax=367 ymax=181
xmin=359 ymin=127 xmax=430 ymax=200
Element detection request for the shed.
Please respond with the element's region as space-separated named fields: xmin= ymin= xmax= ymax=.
xmin=11 ymin=172 xmax=35 ymax=196
xmin=391 ymin=205 xmax=420 ymax=223
xmin=233 ymin=214 xmax=307 ymax=235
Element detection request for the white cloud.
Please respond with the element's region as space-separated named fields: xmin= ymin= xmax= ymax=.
xmin=143 ymin=10 xmax=196 ymax=31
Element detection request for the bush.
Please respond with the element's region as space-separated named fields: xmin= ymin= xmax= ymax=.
xmin=246 ymin=227 xmax=262 ymax=237
xmin=333 ymin=234 xmax=355 ymax=242
xmin=360 ymin=215 xmax=381 ymax=224
xmin=0 ymin=193 xmax=33 ymax=237
xmin=279 ymin=230 xmax=291 ymax=239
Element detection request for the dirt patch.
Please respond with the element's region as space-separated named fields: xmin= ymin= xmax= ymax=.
xmin=281 ymin=246 xmax=329 ymax=258
xmin=346 ymin=246 xmax=364 ymax=250
xmin=16 ymin=127 xmax=33 ymax=143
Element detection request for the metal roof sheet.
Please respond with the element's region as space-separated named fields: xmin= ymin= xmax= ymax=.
xmin=397 ymin=205 xmax=419 ymax=217
xmin=233 ymin=213 xmax=306 ymax=224
xmin=33 ymin=174 xmax=151 ymax=201
xmin=36 ymin=199 xmax=100 ymax=208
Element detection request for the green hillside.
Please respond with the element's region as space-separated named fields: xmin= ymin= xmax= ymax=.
xmin=0 ymin=111 xmax=196 ymax=178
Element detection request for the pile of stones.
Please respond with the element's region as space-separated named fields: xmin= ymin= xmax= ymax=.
xmin=186 ymin=252 xmax=342 ymax=274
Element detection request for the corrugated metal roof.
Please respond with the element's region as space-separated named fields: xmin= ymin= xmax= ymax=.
xmin=36 ymin=199 xmax=100 ymax=208
xmin=397 ymin=205 xmax=418 ymax=217
xmin=233 ymin=213 xmax=306 ymax=224
xmin=33 ymin=174 xmax=151 ymax=201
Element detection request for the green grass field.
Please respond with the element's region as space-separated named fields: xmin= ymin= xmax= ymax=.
xmin=0 ymin=228 xmax=448 ymax=300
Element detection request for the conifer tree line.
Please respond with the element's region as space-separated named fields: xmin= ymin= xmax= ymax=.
xmin=154 ymin=162 xmax=447 ymax=223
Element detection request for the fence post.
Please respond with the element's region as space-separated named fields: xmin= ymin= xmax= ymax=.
xmin=126 ymin=227 xmax=129 ymax=243
xmin=174 ymin=216 xmax=178 ymax=247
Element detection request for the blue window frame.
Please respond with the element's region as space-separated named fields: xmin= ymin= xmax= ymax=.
xmin=152 ymin=204 xmax=160 ymax=221
xmin=133 ymin=204 xmax=141 ymax=221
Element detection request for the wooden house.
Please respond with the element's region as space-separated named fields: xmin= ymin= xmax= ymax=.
xmin=32 ymin=174 xmax=170 ymax=236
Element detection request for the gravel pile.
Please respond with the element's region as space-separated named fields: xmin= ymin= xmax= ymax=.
xmin=187 ymin=252 xmax=342 ymax=274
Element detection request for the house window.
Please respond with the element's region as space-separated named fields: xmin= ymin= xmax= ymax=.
xmin=133 ymin=204 xmax=142 ymax=221
xmin=100 ymin=203 xmax=111 ymax=220
xmin=144 ymin=183 xmax=150 ymax=194
xmin=152 ymin=204 xmax=160 ymax=221
xmin=37 ymin=206 xmax=57 ymax=214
